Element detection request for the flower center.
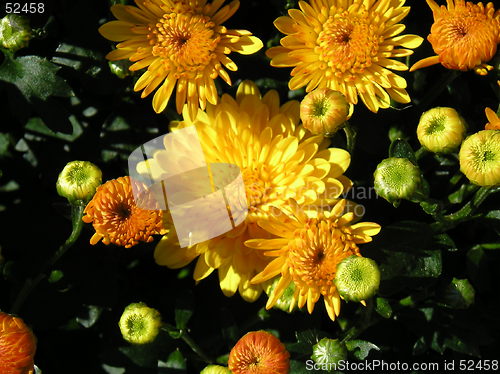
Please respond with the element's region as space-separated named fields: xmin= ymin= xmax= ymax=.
xmin=242 ymin=168 xmax=269 ymax=212
xmin=317 ymin=10 xmax=379 ymax=80
xmin=148 ymin=11 xmax=220 ymax=78
xmin=312 ymin=98 xmax=330 ymax=117
xmin=288 ymin=222 xmax=349 ymax=295
xmin=425 ymin=116 xmax=446 ymax=135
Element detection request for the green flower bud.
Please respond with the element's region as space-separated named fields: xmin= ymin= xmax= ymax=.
xmin=335 ymin=256 xmax=380 ymax=302
xmin=373 ymin=157 xmax=423 ymax=206
xmin=311 ymin=338 xmax=347 ymax=369
xmin=118 ymin=302 xmax=162 ymax=344
xmin=108 ymin=60 xmax=132 ymax=79
xmin=439 ymin=277 xmax=475 ymax=310
xmin=200 ymin=365 xmax=231 ymax=374
xmin=0 ymin=15 xmax=32 ymax=52
xmin=417 ymin=107 xmax=467 ymax=153
xmin=265 ymin=278 xmax=296 ymax=313
xmin=56 ymin=161 xmax=102 ymax=203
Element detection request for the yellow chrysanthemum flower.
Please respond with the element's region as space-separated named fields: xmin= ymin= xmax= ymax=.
xmin=98 ymin=0 xmax=263 ymax=118
xmin=410 ymin=0 xmax=500 ymax=75
xmin=247 ymin=199 xmax=381 ymax=321
xmin=266 ymin=0 xmax=423 ymax=113
xmin=147 ymin=81 xmax=353 ymax=302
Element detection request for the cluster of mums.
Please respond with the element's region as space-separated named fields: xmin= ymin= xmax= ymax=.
xmin=1 ymin=0 xmax=499 ymax=373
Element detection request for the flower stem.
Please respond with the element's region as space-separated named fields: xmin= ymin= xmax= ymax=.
xmin=162 ymin=324 xmax=213 ymax=363
xmin=431 ymin=186 xmax=499 ymax=232
xmin=343 ymin=122 xmax=356 ymax=154
xmin=11 ymin=202 xmax=85 ymax=314
xmin=415 ymin=147 xmax=427 ymax=160
xmin=340 ymin=299 xmax=375 ymax=343
xmin=417 ymin=70 xmax=459 ymax=110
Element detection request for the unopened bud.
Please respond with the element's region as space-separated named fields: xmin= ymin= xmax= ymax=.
xmin=373 ymin=157 xmax=424 ymax=206
xmin=300 ymin=89 xmax=351 ymax=136
xmin=0 ymin=311 xmax=37 ymax=374
xmin=56 ymin=161 xmax=102 ymax=203
xmin=417 ymin=107 xmax=467 ymax=153
xmin=200 ymin=365 xmax=231 ymax=374
xmin=335 ymin=256 xmax=380 ymax=302
xmin=459 ymin=130 xmax=500 ymax=186
xmin=311 ymin=338 xmax=347 ymax=367
xmin=0 ymin=15 xmax=32 ymax=52
xmin=118 ymin=302 xmax=162 ymax=344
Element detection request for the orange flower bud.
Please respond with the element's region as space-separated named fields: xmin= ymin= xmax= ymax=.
xmin=0 ymin=312 xmax=37 ymax=374
xmin=228 ymin=331 xmax=290 ymax=374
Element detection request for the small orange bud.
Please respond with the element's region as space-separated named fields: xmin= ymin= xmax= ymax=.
xmin=0 ymin=312 xmax=37 ymax=374
xmin=228 ymin=331 xmax=290 ymax=374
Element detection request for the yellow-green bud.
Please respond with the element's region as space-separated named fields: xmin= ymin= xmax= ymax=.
xmin=56 ymin=161 xmax=102 ymax=203
xmin=417 ymin=107 xmax=467 ymax=153
xmin=108 ymin=60 xmax=132 ymax=79
xmin=300 ymin=88 xmax=351 ymax=136
xmin=0 ymin=15 xmax=32 ymax=52
xmin=311 ymin=338 xmax=347 ymax=368
xmin=459 ymin=130 xmax=500 ymax=186
xmin=200 ymin=365 xmax=231 ymax=374
xmin=118 ymin=302 xmax=162 ymax=344
xmin=373 ymin=157 xmax=423 ymax=206
xmin=335 ymin=256 xmax=380 ymax=302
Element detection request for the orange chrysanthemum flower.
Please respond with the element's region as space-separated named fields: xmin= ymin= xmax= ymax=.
xmin=410 ymin=0 xmax=500 ymax=75
xmin=228 ymin=331 xmax=290 ymax=374
xmin=82 ymin=176 xmax=165 ymax=248
xmin=248 ymin=199 xmax=380 ymax=321
xmin=485 ymin=107 xmax=500 ymax=130
xmin=98 ymin=0 xmax=263 ymax=118
xmin=0 ymin=312 xmax=37 ymax=374
xmin=266 ymin=0 xmax=423 ymax=113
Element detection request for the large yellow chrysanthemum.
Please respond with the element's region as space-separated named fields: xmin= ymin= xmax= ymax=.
xmin=410 ymin=0 xmax=500 ymax=75
xmin=98 ymin=0 xmax=263 ymax=118
xmin=147 ymin=81 xmax=353 ymax=302
xmin=266 ymin=0 xmax=423 ymax=113
xmin=247 ymin=199 xmax=381 ymax=321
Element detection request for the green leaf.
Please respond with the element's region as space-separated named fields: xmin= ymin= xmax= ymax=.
xmin=0 ymin=133 xmax=13 ymax=158
xmin=345 ymin=339 xmax=380 ymax=360
xmin=48 ymin=269 xmax=63 ymax=283
xmin=437 ymin=278 xmax=475 ymax=309
xmin=388 ymin=139 xmax=417 ymax=165
xmin=374 ymin=297 xmax=392 ymax=319
xmin=25 ymin=116 xmax=83 ymax=142
xmin=161 ymin=349 xmax=186 ymax=371
xmin=52 ymin=42 xmax=102 ymax=72
xmin=119 ymin=344 xmax=157 ymax=368
xmin=372 ymin=221 xmax=432 ymax=252
xmin=289 ymin=359 xmax=312 ymax=374
xmin=379 ymin=250 xmax=442 ymax=280
xmin=76 ymin=305 xmax=103 ymax=328
xmin=174 ymin=293 xmax=194 ymax=330
xmin=0 ymin=55 xmax=72 ymax=101
xmin=448 ymin=184 xmax=478 ymax=204
xmin=434 ymin=233 xmax=457 ymax=251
